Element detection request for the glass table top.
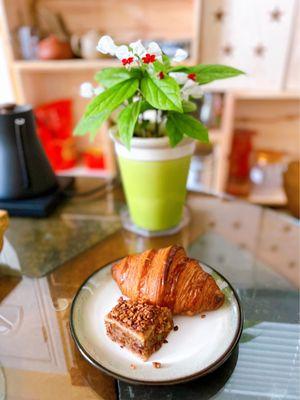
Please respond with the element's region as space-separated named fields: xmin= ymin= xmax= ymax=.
xmin=0 ymin=180 xmax=299 ymax=400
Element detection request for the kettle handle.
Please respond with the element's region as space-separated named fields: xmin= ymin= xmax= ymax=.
xmin=14 ymin=118 xmax=30 ymax=189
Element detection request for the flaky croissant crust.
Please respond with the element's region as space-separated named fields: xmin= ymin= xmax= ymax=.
xmin=112 ymin=245 xmax=225 ymax=315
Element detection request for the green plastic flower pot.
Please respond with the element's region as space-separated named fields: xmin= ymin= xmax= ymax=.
xmin=111 ymin=133 xmax=195 ymax=231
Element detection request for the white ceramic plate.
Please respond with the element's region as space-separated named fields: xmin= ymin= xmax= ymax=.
xmin=70 ymin=260 xmax=243 ymax=385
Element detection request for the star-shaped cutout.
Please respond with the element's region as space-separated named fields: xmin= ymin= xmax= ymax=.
xmin=222 ymin=44 xmax=233 ymax=56
xmin=254 ymin=44 xmax=266 ymax=57
xmin=214 ymin=9 xmax=225 ymax=22
xmin=270 ymin=7 xmax=283 ymax=22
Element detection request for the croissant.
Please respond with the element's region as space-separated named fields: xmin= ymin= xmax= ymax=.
xmin=112 ymin=245 xmax=225 ymax=315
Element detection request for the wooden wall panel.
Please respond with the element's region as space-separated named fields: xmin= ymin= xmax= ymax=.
xmin=199 ymin=0 xmax=298 ymax=90
xmin=285 ymin=3 xmax=300 ymax=90
xmin=36 ymin=0 xmax=195 ymax=42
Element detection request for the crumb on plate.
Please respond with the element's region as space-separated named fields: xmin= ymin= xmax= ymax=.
xmin=152 ymin=362 xmax=161 ymax=369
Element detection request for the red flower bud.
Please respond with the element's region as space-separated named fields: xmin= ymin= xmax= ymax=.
xmin=188 ymin=73 xmax=197 ymax=81
xmin=142 ymin=53 xmax=156 ymax=64
xmin=158 ymin=71 xmax=164 ymax=79
xmin=122 ymin=57 xmax=134 ymax=66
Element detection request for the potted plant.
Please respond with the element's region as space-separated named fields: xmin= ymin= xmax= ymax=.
xmin=75 ymin=36 xmax=244 ymax=231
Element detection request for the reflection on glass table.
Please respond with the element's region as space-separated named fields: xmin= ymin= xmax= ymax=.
xmin=0 ymin=183 xmax=299 ymax=400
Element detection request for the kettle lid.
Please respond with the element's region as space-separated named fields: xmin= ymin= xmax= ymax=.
xmin=0 ymin=103 xmax=32 ymax=115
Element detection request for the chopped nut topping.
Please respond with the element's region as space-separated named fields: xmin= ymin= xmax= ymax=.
xmin=173 ymin=325 xmax=179 ymax=331
xmin=201 ymin=314 xmax=206 ymax=319
xmin=152 ymin=362 xmax=161 ymax=369
xmin=163 ymin=339 xmax=168 ymax=344
xmin=130 ymin=363 xmax=136 ymax=369
xmin=107 ymin=297 xmax=172 ymax=333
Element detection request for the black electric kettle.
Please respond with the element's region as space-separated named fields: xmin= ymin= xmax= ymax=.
xmin=0 ymin=103 xmax=58 ymax=200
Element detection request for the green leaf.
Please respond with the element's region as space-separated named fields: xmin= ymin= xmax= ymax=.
xmin=170 ymin=64 xmax=245 ymax=84
xmin=117 ymin=101 xmax=141 ymax=149
xmin=84 ymin=78 xmax=139 ymax=118
xmin=162 ymin=54 xmax=171 ymax=68
xmin=94 ymin=67 xmax=140 ymax=88
xmin=74 ymin=111 xmax=110 ymax=139
xmin=194 ymin=65 xmax=245 ymax=84
xmin=167 ymin=113 xmax=209 ymax=143
xmin=182 ymin=100 xmax=197 ymax=113
xmin=170 ymin=65 xmax=194 ymax=73
xmin=74 ymin=78 xmax=139 ymax=139
xmin=152 ymin=61 xmax=167 ymax=74
xmin=140 ymin=72 xmax=182 ymax=112
xmin=166 ymin=115 xmax=183 ymax=147
xmin=140 ymin=100 xmax=154 ymax=113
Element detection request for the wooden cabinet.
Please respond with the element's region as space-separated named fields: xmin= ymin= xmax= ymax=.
xmin=0 ymin=0 xmax=299 ymax=200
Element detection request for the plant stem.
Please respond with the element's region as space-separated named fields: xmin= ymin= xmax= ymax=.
xmin=155 ymin=110 xmax=159 ymax=136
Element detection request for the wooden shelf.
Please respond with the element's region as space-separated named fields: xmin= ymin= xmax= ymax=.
xmin=56 ymin=165 xmax=116 ymax=179
xmin=209 ymin=128 xmax=222 ymax=144
xmin=233 ymin=90 xmax=300 ymax=100
xmin=204 ymin=88 xmax=300 ymax=100
xmin=13 ymin=57 xmax=196 ymax=72
xmin=247 ymin=188 xmax=287 ymax=206
xmin=13 ymin=59 xmax=120 ymax=72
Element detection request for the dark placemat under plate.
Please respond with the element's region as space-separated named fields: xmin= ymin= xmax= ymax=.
xmin=117 ymin=345 xmax=239 ymax=399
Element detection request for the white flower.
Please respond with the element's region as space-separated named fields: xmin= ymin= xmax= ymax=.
xmin=80 ymin=82 xmax=104 ymax=98
xmin=80 ymin=82 xmax=94 ymax=98
xmin=115 ymin=45 xmax=134 ymax=60
xmin=173 ymin=48 xmax=188 ymax=62
xmin=129 ymin=40 xmax=146 ymax=57
xmin=96 ymin=35 xmax=117 ymax=56
xmin=97 ymin=36 xmax=163 ymax=65
xmin=169 ymin=72 xmax=189 ymax=85
xmin=94 ymin=86 xmax=104 ymax=96
xmin=115 ymin=45 xmax=129 ymax=60
xmin=181 ymin=79 xmax=203 ymax=100
xmin=143 ymin=110 xmax=157 ymax=122
xmin=141 ymin=41 xmax=162 ymax=62
xmin=146 ymin=42 xmax=162 ymax=60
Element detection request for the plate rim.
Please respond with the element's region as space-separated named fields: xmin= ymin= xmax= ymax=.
xmin=70 ymin=259 xmax=244 ymax=385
